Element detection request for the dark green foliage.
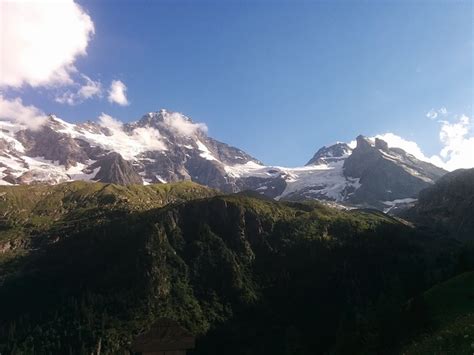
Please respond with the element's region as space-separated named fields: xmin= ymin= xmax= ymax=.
xmin=0 ymin=183 xmax=471 ymax=354
xmin=403 ymin=168 xmax=474 ymax=241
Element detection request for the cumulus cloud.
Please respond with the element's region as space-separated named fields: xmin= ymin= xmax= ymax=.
xmin=162 ymin=112 xmax=208 ymax=136
xmin=375 ymin=113 xmax=474 ymax=171
xmin=375 ymin=133 xmax=430 ymax=162
xmin=108 ymin=80 xmax=129 ymax=106
xmin=0 ymin=95 xmax=47 ymax=130
xmin=436 ymin=115 xmax=474 ymax=171
xmin=55 ymin=75 xmax=102 ymax=105
xmin=97 ymin=113 xmax=166 ymax=159
xmin=0 ymin=0 xmax=94 ymax=88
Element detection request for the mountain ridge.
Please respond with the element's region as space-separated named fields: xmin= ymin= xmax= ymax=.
xmin=0 ymin=110 xmax=447 ymax=209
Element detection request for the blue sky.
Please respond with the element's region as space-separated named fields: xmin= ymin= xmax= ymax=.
xmin=1 ymin=0 xmax=473 ymax=167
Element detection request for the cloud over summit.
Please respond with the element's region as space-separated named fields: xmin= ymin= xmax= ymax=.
xmin=376 ymin=112 xmax=474 ymax=171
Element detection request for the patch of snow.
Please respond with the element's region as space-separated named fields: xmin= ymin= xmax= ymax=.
xmin=0 ymin=151 xmax=101 ymax=184
xmin=382 ymin=198 xmax=417 ymax=213
xmin=379 ymin=150 xmax=433 ymax=183
xmin=0 ymin=129 xmax=25 ymax=153
xmin=55 ymin=115 xmax=167 ymax=160
xmin=196 ymin=140 xmax=217 ymax=161
xmin=155 ymin=175 xmax=166 ymax=183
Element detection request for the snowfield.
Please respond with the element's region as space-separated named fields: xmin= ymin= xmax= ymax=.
xmin=225 ymin=160 xmax=361 ymax=201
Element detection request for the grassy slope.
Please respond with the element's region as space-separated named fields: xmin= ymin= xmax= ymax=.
xmin=404 ymin=272 xmax=474 ymax=354
xmin=0 ymin=180 xmax=217 ymax=241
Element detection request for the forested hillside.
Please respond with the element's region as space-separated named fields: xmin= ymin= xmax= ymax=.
xmin=0 ymin=181 xmax=472 ymax=354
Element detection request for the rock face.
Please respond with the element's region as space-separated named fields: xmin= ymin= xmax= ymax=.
xmin=0 ymin=110 xmax=447 ymax=210
xmin=0 ymin=110 xmax=261 ymax=191
xmin=89 ymin=153 xmax=143 ymax=185
xmin=124 ymin=112 xmax=261 ymax=190
xmin=402 ymin=168 xmax=474 ymax=240
xmin=343 ymin=135 xmax=447 ymax=208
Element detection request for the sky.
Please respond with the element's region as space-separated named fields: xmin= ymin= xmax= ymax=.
xmin=0 ymin=0 xmax=473 ymax=169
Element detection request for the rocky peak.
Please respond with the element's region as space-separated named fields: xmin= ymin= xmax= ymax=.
xmin=89 ymin=152 xmax=143 ymax=185
xmin=343 ymin=135 xmax=447 ymax=208
xmin=135 ymin=109 xmax=194 ymax=129
xmin=355 ymin=135 xmax=373 ymax=151
xmin=374 ymin=138 xmax=389 ymax=151
xmin=136 ymin=110 xmax=167 ymax=127
xmin=306 ymin=142 xmax=352 ymax=165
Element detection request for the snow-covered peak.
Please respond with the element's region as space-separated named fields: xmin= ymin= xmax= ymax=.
xmin=306 ymin=142 xmax=352 ymax=166
xmin=0 ymin=112 xmax=447 ymax=211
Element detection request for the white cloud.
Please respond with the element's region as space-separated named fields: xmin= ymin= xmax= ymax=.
xmin=77 ymin=75 xmax=102 ymax=99
xmin=436 ymin=115 xmax=474 ymax=171
xmin=98 ymin=113 xmax=124 ymax=132
xmin=375 ymin=113 xmax=474 ymax=171
xmin=375 ymin=133 xmax=430 ymax=162
xmin=162 ymin=112 xmax=208 ymax=136
xmin=0 ymin=0 xmax=94 ymax=88
xmin=348 ymin=140 xmax=357 ymax=149
xmin=97 ymin=113 xmax=166 ymax=159
xmin=0 ymin=95 xmax=47 ymax=130
xmin=108 ymin=80 xmax=129 ymax=106
xmin=55 ymin=75 xmax=102 ymax=105
xmin=132 ymin=127 xmax=168 ymax=151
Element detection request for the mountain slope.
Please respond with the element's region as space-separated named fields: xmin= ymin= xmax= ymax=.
xmin=0 ymin=110 xmax=262 ymax=190
xmin=0 ymin=110 xmax=446 ymax=209
xmin=402 ymin=168 xmax=474 ymax=241
xmin=0 ymin=182 xmax=465 ymax=354
xmin=343 ymin=136 xmax=447 ymax=209
xmin=0 ymin=180 xmax=218 ymax=255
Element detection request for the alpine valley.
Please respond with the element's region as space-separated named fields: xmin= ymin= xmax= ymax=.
xmin=2 ymin=109 xmax=474 ymax=355
xmin=0 ymin=109 xmax=447 ymax=211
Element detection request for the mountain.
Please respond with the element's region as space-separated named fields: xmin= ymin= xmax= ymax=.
xmin=305 ymin=142 xmax=352 ymax=165
xmin=0 ymin=181 xmax=466 ymax=354
xmin=402 ymin=168 xmax=474 ymax=241
xmin=264 ymin=135 xmax=446 ymax=209
xmin=0 ymin=110 xmax=446 ymax=209
xmin=342 ymin=135 xmax=447 ymax=209
xmin=0 ymin=110 xmax=261 ymax=190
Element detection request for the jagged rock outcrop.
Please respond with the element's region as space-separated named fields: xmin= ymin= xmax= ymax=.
xmin=89 ymin=152 xmax=143 ymax=185
xmin=16 ymin=121 xmax=90 ymax=168
xmin=343 ymin=135 xmax=447 ymax=208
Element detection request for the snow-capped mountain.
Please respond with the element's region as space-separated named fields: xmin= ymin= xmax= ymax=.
xmin=0 ymin=109 xmax=447 ymax=210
